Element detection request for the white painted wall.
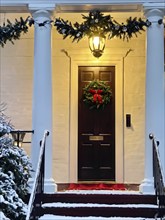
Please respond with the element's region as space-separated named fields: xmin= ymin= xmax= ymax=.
xmin=124 ymin=49 xmax=145 ymax=183
xmin=0 ymin=12 xmax=146 ymax=184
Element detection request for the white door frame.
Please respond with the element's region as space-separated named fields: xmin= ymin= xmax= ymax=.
xmin=69 ymin=56 xmax=124 ymax=183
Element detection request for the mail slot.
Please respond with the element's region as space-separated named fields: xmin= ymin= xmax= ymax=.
xmin=89 ymin=135 xmax=104 ymax=141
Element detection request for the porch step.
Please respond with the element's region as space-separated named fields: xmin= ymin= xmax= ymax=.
xmin=37 ymin=191 xmax=159 ymax=219
xmin=39 ymin=216 xmax=156 ymax=220
xmin=42 ymin=192 xmax=156 ymax=205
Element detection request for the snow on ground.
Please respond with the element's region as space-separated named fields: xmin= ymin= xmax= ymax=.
xmin=39 ymin=215 xmax=155 ymax=220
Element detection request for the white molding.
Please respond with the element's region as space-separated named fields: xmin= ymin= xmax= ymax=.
xmin=144 ymin=2 xmax=165 ymax=8
xmin=1 ymin=0 xmax=165 ymax=13
xmin=1 ymin=0 xmax=165 ymax=5
xmin=28 ymin=3 xmax=56 ymax=12
xmin=143 ymin=3 xmax=165 ymax=12
xmin=28 ymin=178 xmax=57 ymax=193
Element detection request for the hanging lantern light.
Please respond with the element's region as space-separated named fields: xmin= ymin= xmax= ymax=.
xmin=88 ymin=34 xmax=106 ymax=58
xmin=11 ymin=131 xmax=26 ymax=147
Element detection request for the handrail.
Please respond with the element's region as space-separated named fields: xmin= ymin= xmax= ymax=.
xmin=26 ymin=130 xmax=49 ymax=220
xmin=10 ymin=130 xmax=34 ymax=133
xmin=149 ymin=133 xmax=165 ymax=218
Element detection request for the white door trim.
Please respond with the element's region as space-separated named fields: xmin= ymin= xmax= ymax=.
xmin=69 ymin=57 xmax=124 ymax=183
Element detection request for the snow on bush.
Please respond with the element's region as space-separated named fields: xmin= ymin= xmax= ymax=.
xmin=0 ymin=210 xmax=10 ymax=220
xmin=0 ymin=104 xmax=32 ymax=220
xmin=0 ymin=170 xmax=27 ymax=220
xmin=0 ymin=104 xmax=13 ymax=137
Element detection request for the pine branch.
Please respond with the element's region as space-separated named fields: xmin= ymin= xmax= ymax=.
xmin=0 ymin=17 xmax=30 ymax=47
xmin=54 ymin=10 xmax=151 ymax=42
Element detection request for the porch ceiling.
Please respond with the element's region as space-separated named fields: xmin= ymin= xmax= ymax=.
xmin=0 ymin=0 xmax=165 ymax=13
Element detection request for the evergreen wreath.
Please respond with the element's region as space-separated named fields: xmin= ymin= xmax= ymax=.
xmin=83 ymin=80 xmax=112 ymax=110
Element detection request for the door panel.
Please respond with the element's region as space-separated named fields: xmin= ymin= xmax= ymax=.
xmin=78 ymin=66 xmax=115 ymax=181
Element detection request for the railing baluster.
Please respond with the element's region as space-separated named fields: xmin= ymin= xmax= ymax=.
xmin=26 ymin=130 xmax=49 ymax=220
xmin=149 ymin=133 xmax=165 ymax=219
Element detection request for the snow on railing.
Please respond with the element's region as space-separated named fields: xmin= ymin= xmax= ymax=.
xmin=26 ymin=130 xmax=49 ymax=220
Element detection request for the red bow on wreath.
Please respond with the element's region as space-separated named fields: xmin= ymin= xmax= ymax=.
xmin=83 ymin=80 xmax=112 ymax=110
xmin=89 ymin=89 xmax=103 ymax=104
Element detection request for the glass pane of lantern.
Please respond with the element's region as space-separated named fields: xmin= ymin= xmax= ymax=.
xmin=11 ymin=132 xmax=26 ymax=147
xmin=89 ymin=35 xmax=105 ymax=58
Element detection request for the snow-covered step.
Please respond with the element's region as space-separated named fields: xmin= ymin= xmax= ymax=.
xmin=42 ymin=202 xmax=158 ymax=208
xmin=39 ymin=215 xmax=156 ymax=220
xmin=42 ymin=191 xmax=157 ymax=205
xmin=41 ymin=203 xmax=158 ymax=218
xmin=35 ymin=191 xmax=158 ymax=219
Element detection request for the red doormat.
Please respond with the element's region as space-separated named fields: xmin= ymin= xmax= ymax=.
xmin=68 ymin=183 xmax=126 ymax=190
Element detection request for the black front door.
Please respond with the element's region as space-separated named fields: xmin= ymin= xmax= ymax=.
xmin=78 ymin=66 xmax=115 ymax=181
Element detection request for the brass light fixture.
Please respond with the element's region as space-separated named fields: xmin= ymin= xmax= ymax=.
xmin=11 ymin=130 xmax=34 ymax=147
xmin=11 ymin=131 xmax=26 ymax=147
xmin=88 ymin=34 xmax=106 ymax=58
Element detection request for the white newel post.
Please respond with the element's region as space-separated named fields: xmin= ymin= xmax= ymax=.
xmin=140 ymin=4 xmax=164 ymax=194
xmin=29 ymin=5 xmax=56 ymax=192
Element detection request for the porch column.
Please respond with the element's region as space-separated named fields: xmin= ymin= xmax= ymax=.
xmin=140 ymin=4 xmax=164 ymax=194
xmin=29 ymin=5 xmax=56 ymax=192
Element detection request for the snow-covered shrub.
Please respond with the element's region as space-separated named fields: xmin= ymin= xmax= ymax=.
xmin=0 ymin=137 xmax=32 ymax=198
xmin=0 ymin=104 xmax=32 ymax=220
xmin=0 ymin=104 xmax=13 ymax=137
xmin=0 ymin=210 xmax=10 ymax=220
xmin=0 ymin=171 xmax=27 ymax=220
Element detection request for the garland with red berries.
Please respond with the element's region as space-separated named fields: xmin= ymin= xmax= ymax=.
xmin=83 ymin=80 xmax=112 ymax=110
